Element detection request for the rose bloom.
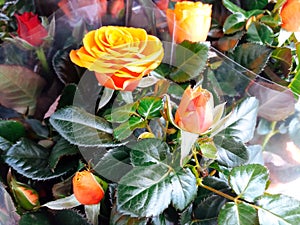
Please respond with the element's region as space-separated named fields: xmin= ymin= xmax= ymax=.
xmin=15 ymin=12 xmax=48 ymax=47
xmin=175 ymin=86 xmax=213 ymax=134
xmin=280 ymin=0 xmax=300 ymax=32
xmin=166 ymin=1 xmax=212 ymax=43
xmin=73 ymin=170 xmax=105 ymax=205
xmin=70 ymin=26 xmax=164 ymax=91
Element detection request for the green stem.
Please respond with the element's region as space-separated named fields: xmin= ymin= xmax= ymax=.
xmin=262 ymin=121 xmax=278 ymax=150
xmin=36 ymin=47 xmax=49 ymax=73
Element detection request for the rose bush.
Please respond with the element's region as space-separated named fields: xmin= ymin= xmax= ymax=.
xmin=15 ymin=12 xmax=48 ymax=47
xmin=166 ymin=1 xmax=212 ymax=43
xmin=175 ymin=85 xmax=213 ymax=134
xmin=69 ymin=26 xmax=164 ymax=91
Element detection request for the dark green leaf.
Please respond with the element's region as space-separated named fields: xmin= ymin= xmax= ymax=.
xmin=171 ymin=168 xmax=197 ymax=210
xmin=130 ymin=139 xmax=171 ymax=166
xmin=242 ymin=0 xmax=268 ymax=10
xmin=19 ymin=211 xmax=52 ymax=225
xmin=0 ymin=182 xmax=20 ymax=225
xmin=50 ymin=106 xmax=116 ymax=147
xmin=113 ymin=116 xmax=147 ymax=141
xmin=194 ymin=177 xmax=230 ymax=222
xmin=93 ymin=146 xmax=132 ymax=182
xmin=271 ymin=47 xmax=292 ymax=78
xmin=110 ymin=204 xmax=148 ymax=225
xmin=257 ymin=194 xmax=300 ymax=224
xmin=117 ymin=163 xmax=172 ymax=217
xmin=106 ymin=102 xmax=138 ymax=123
xmin=246 ymin=22 xmax=274 ymax=45
xmin=218 ymin=202 xmax=258 ymax=225
xmin=289 ymin=43 xmax=300 ymax=98
xmin=25 ymin=119 xmax=49 ymax=138
xmin=4 ymin=138 xmax=77 ymax=180
xmin=230 ymin=43 xmax=272 ymax=74
xmin=168 ymin=41 xmax=210 ymax=82
xmin=53 ymin=209 xmax=92 ymax=225
xmin=244 ymin=9 xmax=264 ymax=18
xmin=57 ymin=84 xmax=77 ymax=109
xmin=215 ymin=136 xmax=249 ymax=167
xmin=137 ymin=97 xmax=163 ymax=119
xmin=48 ymin=138 xmax=79 ymax=170
xmin=0 ymin=120 xmax=25 ymax=142
xmin=229 ymin=164 xmax=269 ymax=201
xmin=289 ymin=118 xmax=300 ymax=148
xmin=223 ymin=13 xmax=247 ymax=34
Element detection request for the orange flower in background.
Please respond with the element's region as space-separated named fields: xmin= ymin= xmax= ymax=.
xmin=73 ymin=170 xmax=105 ymax=205
xmin=15 ymin=12 xmax=48 ymax=46
xmin=109 ymin=0 xmax=125 ymax=18
xmin=166 ymin=1 xmax=212 ymax=43
xmin=175 ymin=86 xmax=213 ymax=134
xmin=280 ymin=0 xmax=300 ymax=32
xmin=70 ymin=26 xmax=164 ymax=91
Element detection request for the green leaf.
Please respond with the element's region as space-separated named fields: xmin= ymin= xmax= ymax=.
xmin=0 ymin=120 xmax=25 ymax=142
xmin=242 ymin=0 xmax=268 ymax=10
xmin=168 ymin=41 xmax=210 ymax=82
xmin=130 ymin=139 xmax=171 ymax=166
xmin=271 ymin=47 xmax=292 ymax=78
xmin=218 ymin=202 xmax=258 ymax=225
xmin=19 ymin=211 xmax=52 ymax=225
xmin=246 ymin=22 xmax=274 ymax=45
xmin=289 ymin=42 xmax=300 ymax=98
xmin=43 ymin=194 xmax=81 ymax=210
xmin=212 ymin=97 xmax=259 ymax=142
xmin=137 ymin=97 xmax=163 ymax=119
xmin=215 ymin=136 xmax=249 ymax=167
xmin=4 ymin=138 xmax=77 ymax=180
xmin=289 ymin=117 xmax=300 ymax=148
xmin=53 ymin=209 xmax=92 ymax=225
xmin=84 ymin=204 xmax=100 ymax=225
xmin=0 ymin=65 xmax=45 ymax=115
xmin=223 ymin=13 xmax=247 ymax=34
xmin=0 ymin=182 xmax=20 ymax=225
xmin=97 ymin=87 xmax=114 ymax=111
xmin=113 ymin=116 xmax=147 ymax=141
xmin=106 ymin=102 xmax=138 ymax=123
xmin=93 ymin=146 xmax=132 ymax=182
xmin=50 ymin=106 xmax=116 ymax=147
xmin=222 ymin=0 xmax=246 ymax=15
xmin=229 ymin=164 xmax=269 ymax=201
xmin=0 ymin=136 xmax=12 ymax=152
xmin=170 ymin=168 xmax=197 ymax=210
xmin=257 ymin=194 xmax=300 ymax=225
xmin=48 ymin=138 xmax=79 ymax=170
xmin=117 ymin=163 xmax=172 ymax=217
xmin=25 ymin=119 xmax=49 ymax=138
xmin=230 ymin=43 xmax=272 ymax=74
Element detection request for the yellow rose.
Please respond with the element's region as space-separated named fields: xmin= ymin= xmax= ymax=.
xmin=166 ymin=1 xmax=212 ymax=43
xmin=69 ymin=26 xmax=164 ymax=91
xmin=175 ymin=86 xmax=213 ymax=134
xmin=280 ymin=0 xmax=300 ymax=32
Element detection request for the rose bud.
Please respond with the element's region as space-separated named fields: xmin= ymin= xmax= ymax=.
xmin=69 ymin=26 xmax=164 ymax=91
xmin=8 ymin=176 xmax=40 ymax=210
xmin=72 ymin=170 xmax=105 ymax=205
xmin=280 ymin=0 xmax=300 ymax=32
xmin=166 ymin=1 xmax=212 ymax=43
xmin=15 ymin=12 xmax=48 ymax=47
xmin=175 ymin=86 xmax=214 ymax=134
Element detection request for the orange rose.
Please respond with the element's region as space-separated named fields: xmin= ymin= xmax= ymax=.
xmin=69 ymin=26 xmax=164 ymax=91
xmin=280 ymin=0 xmax=300 ymax=32
xmin=166 ymin=1 xmax=212 ymax=43
xmin=175 ymin=86 xmax=213 ymax=134
xmin=73 ymin=170 xmax=105 ymax=205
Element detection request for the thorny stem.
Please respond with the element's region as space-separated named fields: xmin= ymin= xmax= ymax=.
xmin=262 ymin=121 xmax=279 ymax=150
xmin=197 ymin=179 xmax=261 ymax=210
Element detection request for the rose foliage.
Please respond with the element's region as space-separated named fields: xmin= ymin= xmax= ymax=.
xmin=0 ymin=1 xmax=300 ymax=225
